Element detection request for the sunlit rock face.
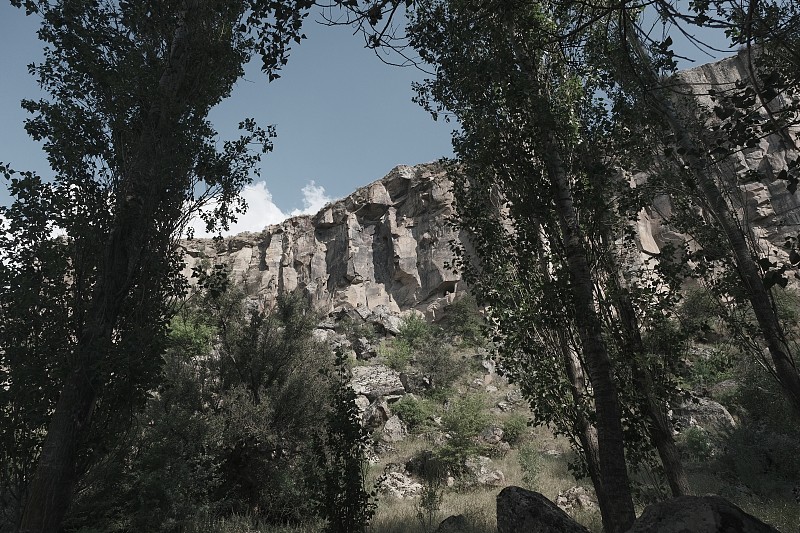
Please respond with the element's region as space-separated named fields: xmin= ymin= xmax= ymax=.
xmin=633 ymin=51 xmax=800 ymax=263
xmin=180 ymin=163 xmax=464 ymax=316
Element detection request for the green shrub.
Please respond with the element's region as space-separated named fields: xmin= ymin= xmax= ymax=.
xmin=380 ymin=338 xmax=412 ymax=371
xmin=685 ymin=346 xmax=736 ymax=390
xmin=416 ymin=340 xmax=464 ymax=390
xmin=398 ymin=314 xmax=436 ymax=348
xmin=680 ymin=427 xmax=714 ymax=462
xmin=437 ymin=395 xmax=489 ymax=472
xmin=393 ymin=395 xmax=435 ymax=430
xmin=442 ymin=294 xmax=486 ymax=347
xmin=678 ymin=288 xmax=722 ymax=339
xmin=502 ymin=413 xmax=528 ymax=445
xmin=517 ymin=442 xmax=542 ymax=489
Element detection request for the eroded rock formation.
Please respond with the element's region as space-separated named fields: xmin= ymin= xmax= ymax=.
xmin=181 ymin=163 xmax=462 ymax=317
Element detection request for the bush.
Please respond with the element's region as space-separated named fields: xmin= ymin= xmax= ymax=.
xmin=416 ymin=340 xmax=464 ymax=391
xmin=392 ymin=395 xmax=435 ymax=431
xmin=398 ymin=314 xmax=436 ymax=348
xmin=437 ymin=395 xmax=489 ymax=472
xmin=442 ymin=294 xmax=486 ymax=347
xmin=380 ymin=338 xmax=412 ymax=371
xmin=678 ymin=288 xmax=722 ymax=340
xmin=517 ymin=442 xmax=542 ymax=489
xmin=680 ymin=427 xmax=714 ymax=462
xmin=502 ymin=413 xmax=528 ymax=445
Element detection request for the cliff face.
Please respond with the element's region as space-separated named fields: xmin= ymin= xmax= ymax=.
xmin=182 ymin=55 xmax=799 ymax=315
xmin=635 ymin=52 xmax=800 ymax=259
xmin=181 ymin=163 xmax=464 ymax=317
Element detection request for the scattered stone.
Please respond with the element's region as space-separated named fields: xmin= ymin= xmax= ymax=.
xmin=382 ymin=415 xmax=408 ymax=443
xmin=399 ymin=371 xmax=430 ymax=394
xmin=708 ymin=379 xmax=738 ymax=400
xmin=363 ymin=397 xmax=391 ymax=428
xmin=368 ymin=304 xmax=403 ymax=335
xmin=556 ymin=486 xmax=597 ymax=512
xmin=353 ymin=336 xmax=377 ymax=360
xmin=485 ymin=385 xmax=499 ymax=393
xmin=628 ymin=495 xmax=780 ymax=533
xmin=496 ymin=486 xmax=590 ymax=533
xmin=436 ymin=515 xmax=469 ymax=533
xmin=378 ymin=471 xmax=422 ymax=499
xmin=350 ymin=364 xmax=406 ymax=400
xmin=497 ymin=401 xmax=512 ymax=412
xmin=355 ymin=394 xmax=370 ymax=413
xmin=464 ymin=456 xmax=506 ymax=487
xmin=506 ymin=388 xmax=524 ymax=405
xmin=482 ymin=359 xmax=497 ymax=375
xmin=481 ymin=425 xmax=505 ymax=445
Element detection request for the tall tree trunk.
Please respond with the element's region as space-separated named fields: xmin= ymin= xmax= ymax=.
xmin=544 ymin=132 xmax=636 ymax=533
xmin=559 ymin=328 xmax=608 ymax=506
xmin=19 ymin=206 xmax=151 ymax=532
xmin=612 ymin=275 xmax=690 ymax=496
xmin=504 ymin=17 xmax=635 ymax=530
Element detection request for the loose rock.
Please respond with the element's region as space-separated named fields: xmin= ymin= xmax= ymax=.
xmin=628 ymin=495 xmax=780 ymax=533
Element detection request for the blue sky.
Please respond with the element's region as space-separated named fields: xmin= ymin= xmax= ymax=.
xmin=0 ymin=4 xmax=455 ymax=234
xmin=0 ymin=4 xmax=733 ymax=236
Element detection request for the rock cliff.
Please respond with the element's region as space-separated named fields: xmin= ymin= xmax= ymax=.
xmin=635 ymin=51 xmax=800 ymax=260
xmin=180 ymin=163 xmax=464 ymax=317
xmin=181 ymin=54 xmax=799 ymax=315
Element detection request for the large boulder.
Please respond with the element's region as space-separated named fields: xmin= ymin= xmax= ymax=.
xmin=436 ymin=515 xmax=469 ymax=533
xmin=496 ymin=486 xmax=590 ymax=533
xmin=464 ymin=455 xmax=505 ymax=487
xmin=627 ymin=495 xmax=781 ymax=533
xmin=377 ymin=471 xmax=422 ymax=499
xmin=381 ymin=414 xmax=408 ymax=443
xmin=350 ymin=364 xmax=406 ymax=400
xmin=556 ymin=486 xmax=597 ymax=513
xmin=672 ymin=395 xmax=736 ymax=433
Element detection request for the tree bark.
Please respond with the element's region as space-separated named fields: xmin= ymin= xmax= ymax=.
xmin=623 ymin=24 xmax=800 ymax=419
xmin=544 ymin=132 xmax=636 ymax=533
xmin=654 ymin=90 xmax=800 ymax=418
xmin=612 ymin=276 xmax=690 ymax=496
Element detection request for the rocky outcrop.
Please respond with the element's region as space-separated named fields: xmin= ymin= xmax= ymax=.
xmin=181 ymin=163 xmax=463 ymax=316
xmin=496 ymin=486 xmax=590 ymax=533
xmin=627 ymin=495 xmax=781 ymax=533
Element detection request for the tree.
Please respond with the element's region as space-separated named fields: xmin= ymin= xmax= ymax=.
xmin=594 ymin=0 xmax=800 ymax=418
xmin=407 ymin=2 xmax=649 ymax=530
xmin=0 ymin=1 xmax=330 ymax=530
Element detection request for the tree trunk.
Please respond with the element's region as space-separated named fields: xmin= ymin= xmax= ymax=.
xmin=559 ymin=328 xmax=607 ymax=506
xmin=612 ymin=277 xmax=690 ymax=496
xmin=19 ymin=207 xmax=150 ymax=532
xmin=504 ymin=17 xmax=635 ymax=530
xmin=624 ymin=26 xmax=800 ymax=418
xmin=544 ymin=132 xmax=636 ymax=533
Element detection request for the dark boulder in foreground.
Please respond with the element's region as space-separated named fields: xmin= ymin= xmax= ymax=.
xmin=628 ymin=495 xmax=781 ymax=533
xmin=496 ymin=486 xmax=590 ymax=533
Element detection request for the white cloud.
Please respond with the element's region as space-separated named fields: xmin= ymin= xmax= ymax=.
xmin=188 ymin=180 xmax=335 ymax=238
xmin=289 ymin=181 xmax=333 ymax=217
